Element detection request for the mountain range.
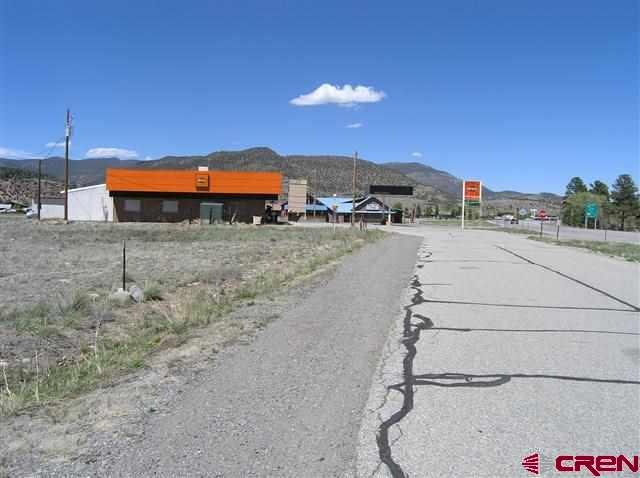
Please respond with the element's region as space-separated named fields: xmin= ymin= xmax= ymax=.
xmin=0 ymin=147 xmax=562 ymax=211
xmin=382 ymin=162 xmax=562 ymax=201
xmin=0 ymin=166 xmax=63 ymax=205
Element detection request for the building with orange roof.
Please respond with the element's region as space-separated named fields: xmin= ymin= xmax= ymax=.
xmin=105 ymin=167 xmax=282 ymax=223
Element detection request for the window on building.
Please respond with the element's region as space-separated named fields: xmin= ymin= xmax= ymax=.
xmin=124 ymin=199 xmax=141 ymax=212
xmin=162 ymin=200 xmax=178 ymax=213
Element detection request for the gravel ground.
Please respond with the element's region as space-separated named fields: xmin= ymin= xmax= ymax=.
xmin=0 ymin=219 xmax=343 ymax=308
xmin=17 ymin=232 xmax=421 ymax=477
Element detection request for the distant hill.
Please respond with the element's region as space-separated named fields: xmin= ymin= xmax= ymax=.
xmin=383 ymin=162 xmax=467 ymax=198
xmin=0 ymin=167 xmax=63 ymax=205
xmin=140 ymin=147 xmax=450 ymax=202
xmin=0 ymin=157 xmax=141 ymax=188
xmin=383 ymin=161 xmax=563 ymax=213
xmin=1 ymin=147 xmax=562 ymax=212
xmin=0 ymin=148 xmax=452 ymax=204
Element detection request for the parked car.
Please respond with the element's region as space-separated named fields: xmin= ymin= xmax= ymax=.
xmin=25 ymin=208 xmax=36 ymax=218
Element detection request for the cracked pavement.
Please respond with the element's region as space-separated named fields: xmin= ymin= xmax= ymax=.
xmin=358 ymin=226 xmax=640 ymax=477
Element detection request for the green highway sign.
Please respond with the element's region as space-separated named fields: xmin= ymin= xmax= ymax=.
xmin=584 ymin=202 xmax=599 ymax=219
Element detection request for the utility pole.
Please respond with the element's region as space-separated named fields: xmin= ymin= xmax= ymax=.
xmin=351 ymin=151 xmax=357 ymax=226
xmin=37 ymin=159 xmax=42 ymax=220
xmin=313 ymin=169 xmax=317 ymax=218
xmin=63 ymin=109 xmax=71 ymax=222
xmin=461 ymin=180 xmax=465 ymax=230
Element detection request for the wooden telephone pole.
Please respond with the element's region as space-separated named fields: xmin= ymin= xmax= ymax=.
xmin=351 ymin=151 xmax=357 ymax=226
xmin=37 ymin=159 xmax=42 ymax=220
xmin=63 ymin=109 xmax=71 ymax=221
xmin=313 ymin=168 xmax=318 ymax=218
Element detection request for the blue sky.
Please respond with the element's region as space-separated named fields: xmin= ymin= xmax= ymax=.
xmin=1 ymin=0 xmax=637 ymax=194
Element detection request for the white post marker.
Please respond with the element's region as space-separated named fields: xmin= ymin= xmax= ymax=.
xmin=461 ymin=180 xmax=465 ymax=231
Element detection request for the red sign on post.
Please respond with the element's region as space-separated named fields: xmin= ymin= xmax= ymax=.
xmin=464 ymin=180 xmax=482 ymax=201
xmin=461 ymin=179 xmax=482 ymax=231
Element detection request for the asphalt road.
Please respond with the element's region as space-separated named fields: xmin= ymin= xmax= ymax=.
xmin=358 ymin=225 xmax=640 ymax=477
xmin=73 ymin=233 xmax=421 ymax=477
xmin=493 ymin=219 xmax=640 ymax=243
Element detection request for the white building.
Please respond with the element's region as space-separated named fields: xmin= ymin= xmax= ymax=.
xmin=67 ymin=184 xmax=113 ymax=221
xmin=31 ymin=198 xmax=64 ymax=219
xmin=32 ymin=184 xmax=114 ymax=221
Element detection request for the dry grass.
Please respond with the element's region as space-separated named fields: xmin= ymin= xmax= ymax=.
xmin=418 ymin=218 xmax=498 ymax=228
xmin=0 ymin=221 xmax=382 ymax=415
xmin=529 ymin=236 xmax=640 ymax=262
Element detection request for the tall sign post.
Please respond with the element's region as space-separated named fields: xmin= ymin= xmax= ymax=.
xmin=461 ymin=180 xmax=481 ymax=231
xmin=351 ymin=151 xmax=357 ymax=226
xmin=461 ymin=181 xmax=465 ymax=230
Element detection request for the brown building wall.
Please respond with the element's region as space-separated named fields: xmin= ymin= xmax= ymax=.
xmin=111 ymin=193 xmax=271 ymax=223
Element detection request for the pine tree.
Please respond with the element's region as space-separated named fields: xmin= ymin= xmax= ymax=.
xmin=565 ymin=177 xmax=587 ymax=196
xmin=611 ymin=174 xmax=639 ymax=231
xmin=589 ymin=180 xmax=609 ymax=200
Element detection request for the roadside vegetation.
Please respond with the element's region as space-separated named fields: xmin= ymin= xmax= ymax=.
xmin=479 ymin=221 xmax=640 ymax=262
xmin=529 ymin=236 xmax=640 ymax=263
xmin=416 ymin=218 xmax=497 ymax=228
xmin=0 ymin=221 xmax=382 ymax=415
xmin=562 ymin=174 xmax=639 ymax=231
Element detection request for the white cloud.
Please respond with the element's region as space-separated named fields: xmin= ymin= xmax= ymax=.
xmin=346 ymin=122 xmax=363 ymax=129
xmin=411 ymin=152 xmax=423 ymax=158
xmin=0 ymin=147 xmax=40 ymax=159
xmin=86 ymin=147 xmax=139 ymax=160
xmin=290 ymin=83 xmax=386 ymax=107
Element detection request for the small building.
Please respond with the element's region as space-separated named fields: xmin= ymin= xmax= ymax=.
xmin=30 ymin=197 xmax=64 ymax=219
xmin=314 ymin=196 xmax=401 ymax=223
xmin=281 ymin=193 xmax=328 ymax=221
xmin=32 ymin=184 xmax=113 ymax=221
xmin=286 ymin=179 xmax=308 ymax=217
xmin=106 ymin=168 xmax=282 ymax=223
xmin=68 ymin=184 xmax=114 ymax=221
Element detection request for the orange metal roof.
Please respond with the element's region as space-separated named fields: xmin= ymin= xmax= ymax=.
xmin=106 ymin=168 xmax=282 ymax=195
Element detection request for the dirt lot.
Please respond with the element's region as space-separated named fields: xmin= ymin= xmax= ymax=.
xmin=0 ymin=217 xmax=381 ymax=417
